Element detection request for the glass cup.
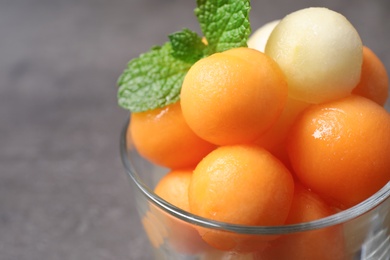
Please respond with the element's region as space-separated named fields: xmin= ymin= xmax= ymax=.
xmin=120 ymin=101 xmax=390 ymax=260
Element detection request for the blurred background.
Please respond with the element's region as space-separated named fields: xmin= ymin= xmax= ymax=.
xmin=0 ymin=0 xmax=389 ymax=259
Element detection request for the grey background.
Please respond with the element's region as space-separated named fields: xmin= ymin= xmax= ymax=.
xmin=1 ymin=0 xmax=389 ymax=259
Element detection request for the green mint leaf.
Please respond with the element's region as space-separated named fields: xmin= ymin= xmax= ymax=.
xmin=117 ymin=43 xmax=192 ymax=112
xmin=169 ymin=28 xmax=207 ymax=63
xmin=195 ymin=0 xmax=251 ymax=55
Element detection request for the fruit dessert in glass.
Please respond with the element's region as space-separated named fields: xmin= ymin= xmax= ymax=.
xmin=117 ymin=1 xmax=390 ymax=259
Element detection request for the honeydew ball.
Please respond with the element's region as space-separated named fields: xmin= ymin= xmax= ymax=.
xmin=265 ymin=7 xmax=363 ymax=104
xmin=248 ymin=20 xmax=280 ymax=53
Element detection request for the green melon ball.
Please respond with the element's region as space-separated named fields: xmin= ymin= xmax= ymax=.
xmin=248 ymin=20 xmax=280 ymax=53
xmin=265 ymin=7 xmax=363 ymax=104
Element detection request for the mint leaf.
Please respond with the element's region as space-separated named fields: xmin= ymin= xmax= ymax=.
xmin=117 ymin=43 xmax=192 ymax=112
xmin=169 ymin=28 xmax=207 ymax=63
xmin=195 ymin=0 xmax=251 ymax=55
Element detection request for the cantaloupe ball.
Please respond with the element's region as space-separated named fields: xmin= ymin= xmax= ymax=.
xmin=247 ymin=20 xmax=280 ymax=53
xmin=265 ymin=7 xmax=363 ymax=104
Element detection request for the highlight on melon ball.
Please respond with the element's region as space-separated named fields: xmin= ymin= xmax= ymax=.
xmin=188 ymin=145 xmax=295 ymax=252
xmin=287 ymin=95 xmax=390 ymax=207
xmin=154 ymin=169 xmax=210 ymax=254
xmin=128 ymin=101 xmax=216 ymax=169
xmin=180 ymin=47 xmax=288 ymax=146
xmin=247 ymin=19 xmax=280 ymax=52
xmin=265 ymin=7 xmax=363 ymax=104
xmin=352 ymin=46 xmax=389 ymax=106
xmin=258 ymin=183 xmax=346 ymax=260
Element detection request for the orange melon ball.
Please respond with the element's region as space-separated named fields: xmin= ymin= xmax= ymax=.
xmin=255 ymin=97 xmax=309 ymax=151
xmin=154 ymin=169 xmax=193 ymax=211
xmin=258 ymin=183 xmax=346 ymax=260
xmin=141 ymin=209 xmax=168 ymax=249
xmin=128 ymin=101 xmax=216 ymax=169
xmin=189 ymin=145 xmax=295 ymax=251
xmin=154 ymin=169 xmax=210 ymax=254
xmin=180 ymin=47 xmax=288 ymax=145
xmin=253 ymin=97 xmax=309 ymax=173
xmin=287 ymin=95 xmax=390 ymax=207
xmin=352 ymin=46 xmax=389 ymax=106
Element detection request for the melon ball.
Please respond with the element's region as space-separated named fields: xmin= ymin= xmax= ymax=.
xmin=247 ymin=20 xmax=280 ymax=53
xmin=265 ymin=7 xmax=363 ymax=104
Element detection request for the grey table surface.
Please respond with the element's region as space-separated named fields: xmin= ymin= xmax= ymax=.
xmin=1 ymin=0 xmax=389 ymax=259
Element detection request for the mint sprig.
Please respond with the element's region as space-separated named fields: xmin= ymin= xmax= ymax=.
xmin=117 ymin=0 xmax=251 ymax=112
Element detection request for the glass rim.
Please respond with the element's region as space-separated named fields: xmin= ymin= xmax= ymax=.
xmin=120 ymin=117 xmax=390 ymax=235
